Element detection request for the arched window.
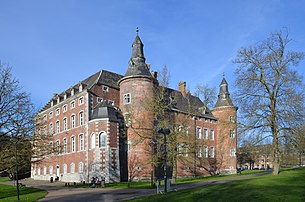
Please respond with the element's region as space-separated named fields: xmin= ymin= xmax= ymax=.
xmin=70 ymin=163 xmax=75 ymax=173
xmin=63 ymin=164 xmax=67 ymax=174
xmin=99 ymin=132 xmax=107 ymax=148
xmin=79 ymin=134 xmax=84 ymax=151
xmin=91 ymin=133 xmax=95 ymax=149
xmin=79 ymin=162 xmax=84 ymax=173
xmin=79 ymin=111 xmax=84 ymax=126
xmin=49 ymin=166 xmax=53 ymax=175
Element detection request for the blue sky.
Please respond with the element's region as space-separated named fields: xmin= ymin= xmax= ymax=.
xmin=1 ymin=0 xmax=305 ymax=108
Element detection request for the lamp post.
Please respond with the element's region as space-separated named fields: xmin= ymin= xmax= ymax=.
xmin=158 ymin=128 xmax=170 ymax=193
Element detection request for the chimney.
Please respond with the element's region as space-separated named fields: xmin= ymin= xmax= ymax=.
xmin=179 ymin=81 xmax=187 ymax=97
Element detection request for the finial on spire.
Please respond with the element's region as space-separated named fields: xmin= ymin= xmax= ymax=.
xmin=223 ymin=72 xmax=225 ymax=78
xmin=136 ymin=27 xmax=139 ymax=35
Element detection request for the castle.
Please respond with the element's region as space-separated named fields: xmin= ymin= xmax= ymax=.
xmin=31 ymin=31 xmax=237 ymax=183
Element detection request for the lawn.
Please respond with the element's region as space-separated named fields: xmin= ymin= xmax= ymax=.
xmin=0 ymin=184 xmax=47 ymax=202
xmin=0 ymin=177 xmax=10 ymax=182
xmin=129 ymin=167 xmax=305 ymax=202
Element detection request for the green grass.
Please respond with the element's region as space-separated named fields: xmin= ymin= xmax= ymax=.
xmin=0 ymin=177 xmax=10 ymax=182
xmin=0 ymin=184 xmax=47 ymax=202
xmin=129 ymin=167 xmax=305 ymax=202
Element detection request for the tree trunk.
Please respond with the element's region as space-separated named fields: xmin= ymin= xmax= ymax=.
xmin=272 ymin=139 xmax=281 ymax=175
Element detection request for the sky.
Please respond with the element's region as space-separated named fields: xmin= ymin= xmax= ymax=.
xmin=1 ymin=0 xmax=305 ymax=109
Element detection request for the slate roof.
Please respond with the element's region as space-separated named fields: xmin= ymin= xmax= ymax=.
xmin=39 ymin=70 xmax=123 ymax=112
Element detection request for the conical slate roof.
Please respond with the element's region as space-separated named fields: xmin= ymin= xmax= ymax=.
xmin=124 ymin=31 xmax=152 ymax=78
xmin=215 ymin=77 xmax=234 ymax=108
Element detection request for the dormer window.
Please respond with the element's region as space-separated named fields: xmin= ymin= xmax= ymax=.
xmin=79 ymin=83 xmax=83 ymax=92
xmin=64 ymin=93 xmax=67 ymax=100
xmin=57 ymin=96 xmax=60 ymax=104
xmin=71 ymin=88 xmax=75 ymax=96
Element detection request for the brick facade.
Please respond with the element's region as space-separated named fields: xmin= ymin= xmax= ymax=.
xmin=31 ymin=32 xmax=237 ymax=183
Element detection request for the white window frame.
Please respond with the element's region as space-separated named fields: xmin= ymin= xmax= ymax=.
xmin=63 ymin=104 xmax=67 ymax=113
xmin=71 ymin=114 xmax=75 ymax=128
xmin=71 ymin=100 xmax=75 ymax=109
xmin=203 ymin=145 xmax=208 ymax=158
xmin=196 ymin=127 xmax=202 ymax=139
xmin=230 ymin=148 xmax=236 ymax=157
xmin=210 ymin=130 xmax=215 ymax=140
xmin=210 ymin=146 xmax=215 ymax=158
xmin=99 ymin=132 xmax=107 ymax=148
xmin=63 ymin=138 xmax=67 ymax=153
xmin=123 ymin=93 xmax=131 ymax=105
xmin=230 ymin=129 xmax=235 ymax=138
xmin=71 ymin=136 xmax=75 ymax=153
xmin=49 ymin=166 xmax=53 ymax=175
xmin=63 ymin=164 xmax=67 ymax=174
xmin=79 ymin=162 xmax=84 ymax=173
xmin=56 ymin=108 xmax=60 ymax=116
xmin=91 ymin=133 xmax=95 ymax=149
xmin=103 ymin=85 xmax=109 ymax=92
xmin=55 ymin=120 xmax=60 ymax=133
xmin=70 ymin=163 xmax=75 ymax=174
xmin=63 ymin=118 xmax=67 ymax=131
xmin=79 ymin=134 xmax=84 ymax=151
xmin=56 ymin=140 xmax=60 ymax=154
xmin=49 ymin=111 xmax=53 ymax=119
xmin=79 ymin=111 xmax=84 ymax=126
xmin=203 ymin=128 xmax=208 ymax=140
xmin=78 ymin=96 xmax=84 ymax=106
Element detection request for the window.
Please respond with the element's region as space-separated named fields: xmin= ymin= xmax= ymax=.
xmin=71 ymin=100 xmax=75 ymax=109
xmin=79 ymin=134 xmax=84 ymax=151
xmin=49 ymin=142 xmax=53 ymax=154
xmin=197 ymin=146 xmax=202 ymax=158
xmin=203 ymin=145 xmax=208 ymax=158
xmin=91 ymin=133 xmax=95 ymax=149
xmin=49 ymin=111 xmax=53 ymax=119
xmin=56 ymin=108 xmax=60 ymax=116
xmin=79 ymin=162 xmax=84 ymax=173
xmin=43 ymin=166 xmax=47 ymax=175
xmin=56 ymin=140 xmax=60 ymax=154
xmin=63 ymin=138 xmax=67 ymax=153
xmin=71 ymin=136 xmax=75 ymax=152
xmin=78 ymin=96 xmax=84 ymax=106
xmin=196 ymin=127 xmax=202 ymax=139
xmin=63 ymin=164 xmax=67 ymax=174
xmin=92 ymin=164 xmax=96 ymax=172
xmin=108 ymin=100 xmax=114 ymax=106
xmin=229 ymin=116 xmax=235 ymax=123
xmin=123 ymin=93 xmax=131 ymax=104
xmin=229 ymin=130 xmax=235 ymax=138
xmin=56 ymin=120 xmax=60 ymax=133
xmin=70 ymin=163 xmax=75 ymax=173
xmin=210 ymin=146 xmax=215 ymax=158
xmin=49 ymin=166 xmax=53 ymax=175
xmin=38 ymin=167 xmax=41 ymax=175
xmin=43 ymin=114 xmax=47 ymax=120
xmin=210 ymin=130 xmax=214 ymax=140
xmin=79 ymin=111 xmax=84 ymax=126
xmin=63 ymin=118 xmax=67 ymax=131
xmin=203 ymin=128 xmax=208 ymax=139
xmin=230 ymin=148 xmax=236 ymax=157
xmin=71 ymin=115 xmax=75 ymax=128
xmin=63 ymin=104 xmax=67 ymax=112
xmin=124 ymin=113 xmax=132 ymax=127
xmin=49 ymin=123 xmax=53 ymax=134
xmin=97 ymin=97 xmax=103 ymax=103
xmin=99 ymin=132 xmax=107 ymax=147
xmin=103 ymin=85 xmax=109 ymax=92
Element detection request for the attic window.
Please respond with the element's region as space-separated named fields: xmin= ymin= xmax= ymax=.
xmin=103 ymin=85 xmax=109 ymax=92
xmin=97 ymin=97 xmax=103 ymax=103
xmin=79 ymin=84 xmax=83 ymax=92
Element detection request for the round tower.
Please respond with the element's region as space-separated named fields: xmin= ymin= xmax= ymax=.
xmin=118 ymin=30 xmax=155 ymax=180
xmin=212 ymin=75 xmax=238 ymax=174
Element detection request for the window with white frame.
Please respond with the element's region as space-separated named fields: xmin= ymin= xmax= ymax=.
xmin=56 ymin=140 xmax=60 ymax=154
xmin=71 ymin=100 xmax=75 ymax=109
xmin=99 ymin=132 xmax=107 ymax=147
xmin=49 ymin=123 xmax=53 ymax=134
xmin=203 ymin=145 xmax=208 ymax=158
xmin=71 ymin=115 xmax=75 ymax=128
xmin=78 ymin=96 xmax=84 ymax=106
xmin=43 ymin=114 xmax=47 ymax=120
xmin=197 ymin=146 xmax=202 ymax=158
xmin=91 ymin=133 xmax=95 ymax=149
xmin=79 ymin=111 xmax=84 ymax=126
xmin=210 ymin=130 xmax=214 ymax=140
xmin=210 ymin=146 xmax=215 ymax=158
xmin=38 ymin=167 xmax=41 ymax=175
xmin=203 ymin=128 xmax=208 ymax=139
xmin=229 ymin=130 xmax=235 ymax=138
xmin=123 ymin=93 xmax=131 ymax=105
xmin=43 ymin=166 xmax=47 ymax=175
xmin=79 ymin=162 xmax=84 ymax=173
xmin=56 ymin=120 xmax=60 ymax=133
xmin=97 ymin=97 xmax=103 ymax=103
xmin=230 ymin=148 xmax=236 ymax=157
xmin=196 ymin=127 xmax=202 ymax=139
xmin=63 ymin=118 xmax=67 ymax=131
xmin=63 ymin=138 xmax=67 ymax=153
xmin=63 ymin=104 xmax=67 ymax=113
xmin=79 ymin=134 xmax=84 ymax=151
xmin=124 ymin=113 xmax=132 ymax=127
xmin=92 ymin=164 xmax=96 ymax=172
xmin=56 ymin=108 xmax=60 ymax=116
xmin=49 ymin=111 xmax=53 ymax=119
xmin=229 ymin=116 xmax=235 ymax=123
xmin=103 ymin=85 xmax=109 ymax=92
xmin=49 ymin=142 xmax=53 ymax=154
xmin=71 ymin=136 xmax=75 ymax=152
xmin=70 ymin=163 xmax=75 ymax=173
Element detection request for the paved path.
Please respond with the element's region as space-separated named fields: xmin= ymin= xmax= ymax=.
xmin=0 ymin=173 xmax=266 ymax=201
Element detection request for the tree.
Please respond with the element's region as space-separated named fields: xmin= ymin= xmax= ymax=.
xmin=194 ymin=84 xmax=217 ymax=110
xmin=0 ymin=62 xmax=36 ymax=179
xmin=234 ymin=30 xmax=305 ymax=175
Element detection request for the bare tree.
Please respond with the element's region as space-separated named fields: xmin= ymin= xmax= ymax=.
xmin=0 ymin=62 xmax=35 ymax=177
xmin=234 ymin=30 xmax=305 ymax=175
xmin=194 ymin=84 xmax=217 ymax=109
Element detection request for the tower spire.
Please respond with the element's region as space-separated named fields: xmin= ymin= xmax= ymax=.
xmin=123 ymin=29 xmax=152 ymax=78
xmin=215 ymin=75 xmax=234 ymax=108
